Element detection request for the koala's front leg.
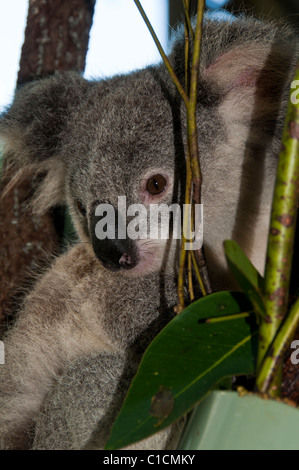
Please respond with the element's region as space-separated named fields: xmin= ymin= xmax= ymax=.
xmin=31 ymin=351 xmax=136 ymax=449
xmin=0 ymin=316 xmax=62 ymax=449
xmin=0 ymin=314 xmax=115 ymax=449
xmin=32 ymin=351 xmax=184 ymax=450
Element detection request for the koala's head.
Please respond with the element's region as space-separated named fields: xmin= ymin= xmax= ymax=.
xmin=64 ymin=70 xmax=187 ymax=275
xmin=0 ymin=70 xmax=186 ymax=276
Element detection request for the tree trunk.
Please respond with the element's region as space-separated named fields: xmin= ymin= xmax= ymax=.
xmin=18 ymin=0 xmax=95 ymax=85
xmin=0 ymin=0 xmax=96 ymax=327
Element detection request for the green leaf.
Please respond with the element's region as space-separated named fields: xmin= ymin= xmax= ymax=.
xmin=224 ymin=240 xmax=266 ymax=318
xmin=105 ymin=291 xmax=258 ymax=450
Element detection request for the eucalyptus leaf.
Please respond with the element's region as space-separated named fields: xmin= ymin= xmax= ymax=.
xmin=105 ymin=291 xmax=258 ymax=450
xmin=224 ymin=240 xmax=266 ymax=318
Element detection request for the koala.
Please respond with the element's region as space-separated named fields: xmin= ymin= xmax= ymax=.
xmin=0 ymin=16 xmax=297 ymax=450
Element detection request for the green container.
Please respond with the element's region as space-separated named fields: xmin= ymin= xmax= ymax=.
xmin=179 ymin=391 xmax=299 ymax=450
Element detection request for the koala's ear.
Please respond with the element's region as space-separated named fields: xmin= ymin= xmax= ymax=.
xmin=0 ymin=72 xmax=89 ymax=213
xmin=201 ymin=20 xmax=297 ymax=127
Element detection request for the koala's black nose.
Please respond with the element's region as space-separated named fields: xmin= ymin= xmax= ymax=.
xmin=90 ymin=208 xmax=138 ymax=271
xmin=92 ymin=237 xmax=138 ymax=271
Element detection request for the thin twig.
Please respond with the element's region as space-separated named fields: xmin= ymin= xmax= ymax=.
xmin=177 ymin=144 xmax=192 ymax=311
xmin=133 ymin=0 xmax=189 ymax=106
xmin=185 ymin=1 xmax=212 ymax=296
xmin=188 ymin=252 xmax=195 ymax=302
xmin=188 ymin=1 xmax=204 ymax=205
xmin=183 ymin=0 xmax=195 ymax=42
xmin=133 ymin=0 xmax=211 ymax=310
xmin=191 ymin=250 xmax=206 ymax=296
xmin=184 ymin=0 xmax=191 ymax=95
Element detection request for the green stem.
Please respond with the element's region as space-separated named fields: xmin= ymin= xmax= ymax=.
xmin=134 ymin=0 xmax=210 ymax=304
xmin=132 ymin=0 xmax=188 ymax=106
xmin=184 ymin=0 xmax=191 ymax=95
xmin=257 ymin=62 xmax=299 ymax=392
xmin=188 ymin=251 xmax=195 ymax=302
xmin=191 ymin=249 xmax=206 ymax=296
xmin=186 ymin=2 xmax=212 ymax=295
xmin=189 ymin=2 xmax=204 ymax=117
xmin=177 ymin=147 xmax=192 ymax=312
xmin=187 ymin=2 xmax=204 ymax=204
xmin=257 ymin=297 xmax=299 ymax=394
xmin=182 ymin=0 xmax=195 ymax=42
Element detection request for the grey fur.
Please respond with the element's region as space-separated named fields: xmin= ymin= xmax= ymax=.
xmin=0 ymin=16 xmax=297 ymax=449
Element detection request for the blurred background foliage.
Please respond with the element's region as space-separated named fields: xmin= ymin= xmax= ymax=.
xmin=170 ymin=0 xmax=299 ymax=29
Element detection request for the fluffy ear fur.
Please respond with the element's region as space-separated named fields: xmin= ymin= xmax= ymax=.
xmin=168 ymin=16 xmax=298 ymax=177
xmin=0 ymin=72 xmax=89 ymax=213
xmin=171 ymin=17 xmax=296 ymax=118
xmin=0 ymin=72 xmax=90 ymax=165
xmin=201 ymin=21 xmax=296 ymax=135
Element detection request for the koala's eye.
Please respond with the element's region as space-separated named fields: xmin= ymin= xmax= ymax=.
xmin=146 ymin=174 xmax=167 ymax=195
xmin=76 ymin=199 xmax=87 ymax=216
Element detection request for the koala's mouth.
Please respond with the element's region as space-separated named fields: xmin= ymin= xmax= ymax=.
xmin=89 ymin=206 xmax=138 ymax=271
xmin=91 ymin=236 xmax=139 ymax=272
xmin=90 ymin=235 xmax=165 ymax=275
xmin=89 ymin=208 xmax=166 ymax=274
